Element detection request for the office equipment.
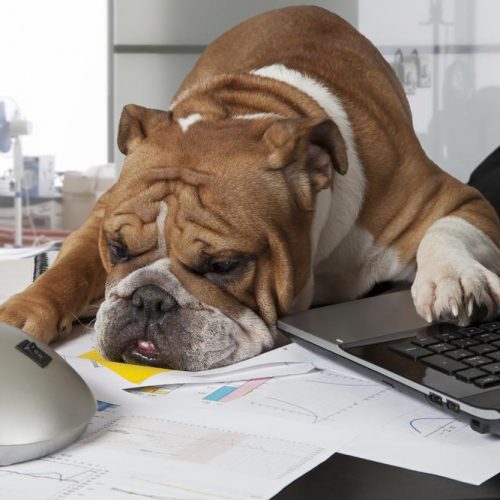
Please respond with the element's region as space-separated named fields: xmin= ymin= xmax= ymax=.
xmin=0 ymin=322 xmax=95 ymax=465
xmin=22 ymin=156 xmax=56 ymax=198
xmin=0 ymin=100 xmax=32 ymax=246
xmin=278 ymin=289 xmax=500 ymax=436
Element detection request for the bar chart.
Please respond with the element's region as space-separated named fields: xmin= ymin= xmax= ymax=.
xmin=203 ymin=378 xmax=270 ymax=402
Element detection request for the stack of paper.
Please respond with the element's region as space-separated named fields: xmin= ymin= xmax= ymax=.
xmin=2 ymin=328 xmax=500 ymax=499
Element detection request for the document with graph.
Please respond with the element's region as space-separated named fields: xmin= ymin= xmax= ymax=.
xmin=4 ymin=330 xmax=500 ymax=499
xmin=0 ymin=394 xmax=349 ymax=500
xmin=123 ymin=367 xmax=500 ymax=485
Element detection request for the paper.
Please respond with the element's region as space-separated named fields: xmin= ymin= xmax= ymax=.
xmin=341 ymin=401 xmax=500 ymax=485
xmin=0 ymin=395 xmax=350 ymax=499
xmin=0 ymin=241 xmax=62 ymax=260
xmin=54 ymin=329 xmax=500 ymax=486
xmin=55 ymin=329 xmax=319 ymax=388
xmin=123 ymin=367 xmax=415 ymax=433
xmin=122 ymin=364 xmax=500 ymax=485
xmin=85 ymin=371 xmax=500 ymax=487
xmin=3 ymin=326 xmax=500 ymax=498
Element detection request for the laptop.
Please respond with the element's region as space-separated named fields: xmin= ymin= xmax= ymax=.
xmin=278 ymin=288 xmax=500 ymax=435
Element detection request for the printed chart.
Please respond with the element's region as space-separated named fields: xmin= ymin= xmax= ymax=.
xmin=126 ymin=370 xmax=401 ymax=432
xmin=390 ymin=408 xmax=483 ymax=446
xmin=1 ymin=402 xmax=330 ymax=500
xmin=94 ymin=413 xmax=322 ymax=479
xmin=225 ymin=370 xmax=399 ymax=428
xmin=409 ymin=416 xmax=461 ymax=437
xmin=203 ymin=378 xmax=270 ymax=402
xmin=125 ymin=384 xmax=182 ymax=398
xmin=125 ymin=378 xmax=272 ymax=404
xmin=0 ymin=455 xmax=108 ymax=499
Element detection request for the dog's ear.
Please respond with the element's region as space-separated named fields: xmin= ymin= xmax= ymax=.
xmin=118 ymin=104 xmax=172 ymax=155
xmin=262 ymin=118 xmax=348 ymax=210
xmin=263 ymin=117 xmax=348 ymax=193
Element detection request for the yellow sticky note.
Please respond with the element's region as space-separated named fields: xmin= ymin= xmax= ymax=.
xmin=80 ymin=349 xmax=171 ymax=384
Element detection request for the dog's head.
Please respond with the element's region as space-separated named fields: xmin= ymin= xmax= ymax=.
xmin=95 ymin=104 xmax=347 ymax=370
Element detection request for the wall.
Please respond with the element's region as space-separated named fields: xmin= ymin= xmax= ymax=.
xmin=112 ymin=0 xmax=358 ymax=164
xmin=112 ymin=0 xmax=500 ymax=181
xmin=359 ymin=0 xmax=500 ymax=180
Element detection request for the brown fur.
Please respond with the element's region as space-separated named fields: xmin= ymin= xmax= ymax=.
xmin=1 ymin=6 xmax=498 ymax=349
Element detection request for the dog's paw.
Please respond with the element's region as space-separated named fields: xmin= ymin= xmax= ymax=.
xmin=411 ymin=261 xmax=500 ymax=326
xmin=0 ymin=292 xmax=72 ymax=344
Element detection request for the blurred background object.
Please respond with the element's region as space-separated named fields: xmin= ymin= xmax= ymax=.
xmin=0 ymin=99 xmax=33 ymax=246
xmin=62 ymin=164 xmax=115 ymax=230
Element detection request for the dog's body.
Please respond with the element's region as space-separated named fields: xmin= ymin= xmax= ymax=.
xmin=1 ymin=6 xmax=500 ymax=370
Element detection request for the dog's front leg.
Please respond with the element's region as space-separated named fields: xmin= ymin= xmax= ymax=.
xmin=0 ymin=198 xmax=108 ymax=343
xmin=412 ymin=214 xmax=500 ymax=326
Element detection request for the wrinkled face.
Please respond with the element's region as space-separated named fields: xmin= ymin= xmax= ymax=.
xmin=95 ymin=105 xmax=346 ymax=370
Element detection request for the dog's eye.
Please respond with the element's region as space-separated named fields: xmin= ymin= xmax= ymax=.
xmin=209 ymin=260 xmax=239 ymax=273
xmin=108 ymin=241 xmax=129 ymax=263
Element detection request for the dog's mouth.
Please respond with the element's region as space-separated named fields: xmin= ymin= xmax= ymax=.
xmin=95 ymin=270 xmax=278 ymax=370
xmin=119 ymin=337 xmax=237 ymax=370
xmin=122 ymin=339 xmax=163 ymax=366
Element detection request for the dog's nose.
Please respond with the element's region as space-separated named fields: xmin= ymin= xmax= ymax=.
xmin=131 ymin=285 xmax=177 ymax=321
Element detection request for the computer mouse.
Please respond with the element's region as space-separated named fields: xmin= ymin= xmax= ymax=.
xmin=0 ymin=321 xmax=96 ymax=465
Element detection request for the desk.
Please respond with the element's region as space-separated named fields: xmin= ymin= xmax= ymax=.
xmin=277 ymin=454 xmax=500 ymax=499
xmin=2 ymin=259 xmax=500 ymax=499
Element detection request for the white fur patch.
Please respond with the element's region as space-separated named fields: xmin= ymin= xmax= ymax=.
xmin=251 ymin=64 xmax=366 ymax=257
xmin=314 ymin=225 xmax=410 ymax=304
xmin=412 ymin=216 xmax=500 ymax=324
xmin=177 ymin=113 xmax=203 ymax=132
xmin=252 ymin=64 xmax=367 ymax=309
xmin=108 ymin=258 xmax=171 ymax=299
xmin=156 ymin=201 xmax=168 ymax=255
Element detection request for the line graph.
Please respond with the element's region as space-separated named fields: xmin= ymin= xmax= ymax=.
xmin=0 ymin=456 xmax=108 ymax=498
xmin=225 ymin=369 xmax=395 ymax=427
xmin=0 ymin=466 xmax=91 ymax=482
xmin=383 ymin=407 xmax=477 ymax=445
xmin=409 ymin=416 xmax=459 ymax=436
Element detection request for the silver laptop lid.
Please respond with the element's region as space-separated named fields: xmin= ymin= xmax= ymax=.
xmin=278 ymin=289 xmax=428 ymax=346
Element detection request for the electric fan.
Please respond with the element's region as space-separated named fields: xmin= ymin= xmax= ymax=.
xmin=0 ymin=100 xmax=32 ymax=246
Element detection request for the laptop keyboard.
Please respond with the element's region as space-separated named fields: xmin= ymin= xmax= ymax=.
xmin=390 ymin=319 xmax=500 ymax=389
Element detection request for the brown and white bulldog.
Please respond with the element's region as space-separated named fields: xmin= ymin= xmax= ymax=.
xmin=1 ymin=6 xmax=500 ymax=370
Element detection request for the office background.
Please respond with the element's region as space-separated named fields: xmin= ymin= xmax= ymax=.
xmin=0 ymin=0 xmax=499 ymax=233
xmin=112 ymin=0 xmax=500 ymax=181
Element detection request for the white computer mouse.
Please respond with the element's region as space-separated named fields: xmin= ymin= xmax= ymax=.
xmin=0 ymin=321 xmax=95 ymax=465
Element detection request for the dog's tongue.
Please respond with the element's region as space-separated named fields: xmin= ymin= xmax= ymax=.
xmin=136 ymin=339 xmax=159 ymax=355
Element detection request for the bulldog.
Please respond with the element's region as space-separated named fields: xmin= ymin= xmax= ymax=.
xmin=1 ymin=6 xmax=500 ymax=370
